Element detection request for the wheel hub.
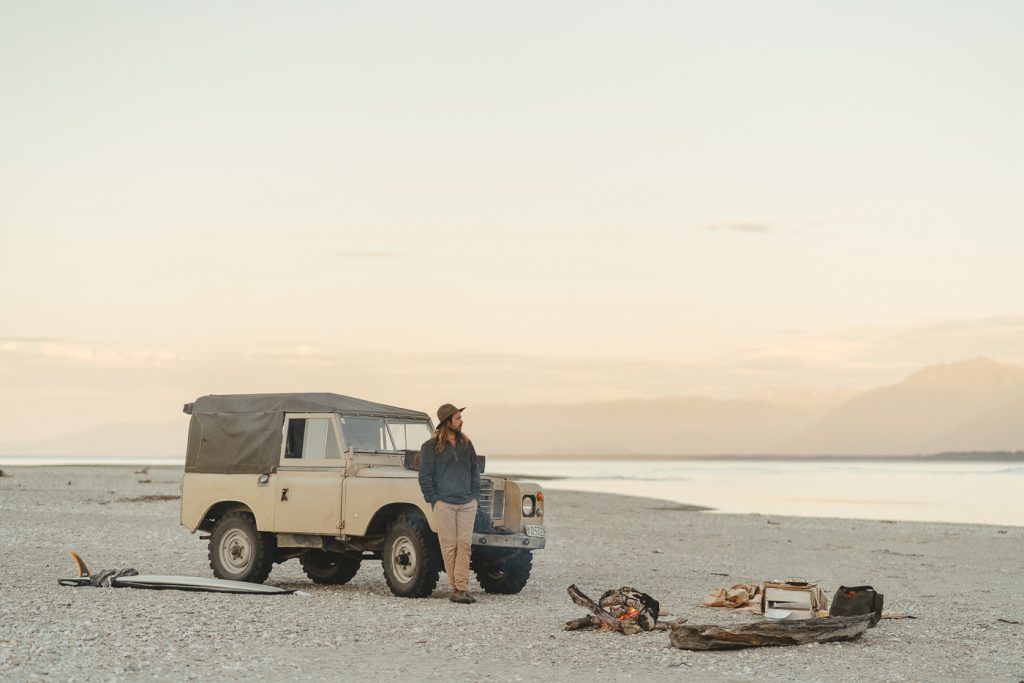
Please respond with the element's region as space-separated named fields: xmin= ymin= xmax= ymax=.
xmin=220 ymin=529 xmax=254 ymax=573
xmin=390 ymin=535 xmax=418 ymax=583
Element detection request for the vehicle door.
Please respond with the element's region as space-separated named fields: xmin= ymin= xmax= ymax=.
xmin=271 ymin=413 xmax=344 ymax=534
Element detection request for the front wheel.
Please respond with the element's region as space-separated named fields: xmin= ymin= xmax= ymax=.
xmin=300 ymin=550 xmax=361 ymax=585
xmin=208 ymin=511 xmax=276 ymax=583
xmin=474 ymin=550 xmax=532 ymax=594
xmin=381 ymin=515 xmax=440 ymax=598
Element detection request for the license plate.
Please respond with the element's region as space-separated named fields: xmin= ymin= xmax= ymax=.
xmin=525 ymin=525 xmax=546 ymax=538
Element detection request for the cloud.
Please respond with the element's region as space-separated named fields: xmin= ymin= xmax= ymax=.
xmin=334 ymin=251 xmax=398 ymax=259
xmin=705 ymin=222 xmax=777 ymax=235
xmin=8 ymin=341 xmax=182 ymax=367
xmin=726 ymin=317 xmax=1024 ymax=392
xmin=744 ymin=336 xmax=874 ymax=367
xmin=0 ymin=336 xmax=63 ymax=343
xmin=3 ymin=315 xmax=1022 ymax=422
xmin=42 ymin=343 xmax=95 ymax=361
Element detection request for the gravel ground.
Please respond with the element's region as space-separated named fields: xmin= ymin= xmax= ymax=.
xmin=0 ymin=466 xmax=1021 ymax=682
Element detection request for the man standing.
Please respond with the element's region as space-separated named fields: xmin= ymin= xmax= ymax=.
xmin=418 ymin=403 xmax=480 ymax=604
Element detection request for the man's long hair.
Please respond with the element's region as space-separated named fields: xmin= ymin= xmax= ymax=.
xmin=432 ymin=421 xmax=469 ymax=455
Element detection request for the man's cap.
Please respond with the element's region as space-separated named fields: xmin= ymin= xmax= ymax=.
xmin=436 ymin=403 xmax=466 ymax=426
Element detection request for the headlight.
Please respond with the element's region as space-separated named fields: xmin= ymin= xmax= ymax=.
xmin=521 ymin=495 xmax=536 ymax=517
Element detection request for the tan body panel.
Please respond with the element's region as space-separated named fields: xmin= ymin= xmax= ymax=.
xmin=182 ymin=467 xmax=545 ymax=538
xmin=180 ymin=472 xmax=276 ymax=532
xmin=343 ymin=467 xmax=436 ymax=536
xmin=502 ymin=480 xmax=545 ymax=530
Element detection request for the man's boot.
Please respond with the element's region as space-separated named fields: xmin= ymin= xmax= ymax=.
xmin=450 ymin=589 xmax=473 ymax=604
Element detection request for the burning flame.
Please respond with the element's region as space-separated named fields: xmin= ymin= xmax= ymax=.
xmin=594 ymin=606 xmax=642 ymax=631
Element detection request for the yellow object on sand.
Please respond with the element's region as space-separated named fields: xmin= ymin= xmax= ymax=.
xmin=69 ymin=550 xmax=90 ymax=577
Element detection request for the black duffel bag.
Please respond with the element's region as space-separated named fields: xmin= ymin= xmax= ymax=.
xmin=402 ymin=450 xmax=421 ymax=471
xmin=829 ymin=585 xmax=884 ymax=627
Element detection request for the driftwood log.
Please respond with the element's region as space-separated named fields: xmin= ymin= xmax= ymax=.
xmin=670 ymin=615 xmax=873 ymax=651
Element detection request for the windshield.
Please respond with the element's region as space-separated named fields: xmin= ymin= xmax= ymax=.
xmin=386 ymin=420 xmax=432 ymax=451
xmin=340 ymin=417 xmax=432 ymax=452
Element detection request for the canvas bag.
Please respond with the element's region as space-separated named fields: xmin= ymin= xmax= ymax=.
xmin=828 ymin=585 xmax=884 ymax=626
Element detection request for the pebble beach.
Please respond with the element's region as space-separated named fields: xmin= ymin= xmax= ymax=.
xmin=1 ymin=466 xmax=1021 ymax=682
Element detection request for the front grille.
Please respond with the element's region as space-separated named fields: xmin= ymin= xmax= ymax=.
xmin=492 ymin=490 xmax=505 ymax=521
xmin=479 ymin=479 xmax=504 ymax=520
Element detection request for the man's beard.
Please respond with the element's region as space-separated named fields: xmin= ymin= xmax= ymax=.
xmin=450 ymin=424 xmax=462 ymax=434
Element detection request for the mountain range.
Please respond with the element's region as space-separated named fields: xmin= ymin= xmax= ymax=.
xmin=470 ymin=358 xmax=1024 ymax=455
xmin=2 ymin=357 xmax=1022 ymax=457
xmin=774 ymin=357 xmax=1024 ymax=455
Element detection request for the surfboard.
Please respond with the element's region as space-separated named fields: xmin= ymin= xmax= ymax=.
xmin=61 ymin=551 xmax=295 ymax=594
xmin=58 ymin=573 xmax=295 ymax=593
xmin=113 ymin=575 xmax=294 ymax=594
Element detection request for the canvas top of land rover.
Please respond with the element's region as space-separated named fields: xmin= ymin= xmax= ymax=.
xmin=180 ymin=393 xmax=545 ymax=597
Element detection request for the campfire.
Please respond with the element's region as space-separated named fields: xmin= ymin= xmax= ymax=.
xmin=565 ymin=585 xmax=681 ymax=635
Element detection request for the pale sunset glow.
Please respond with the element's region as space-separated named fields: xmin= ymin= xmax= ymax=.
xmin=1 ymin=2 xmax=1022 ymax=451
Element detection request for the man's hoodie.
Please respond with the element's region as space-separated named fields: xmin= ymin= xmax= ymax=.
xmin=418 ymin=437 xmax=481 ymax=505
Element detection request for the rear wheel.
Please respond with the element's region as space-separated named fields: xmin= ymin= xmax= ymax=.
xmin=474 ymin=550 xmax=532 ymax=594
xmin=382 ymin=515 xmax=440 ymax=598
xmin=208 ymin=511 xmax=276 ymax=583
xmin=300 ymin=550 xmax=361 ymax=585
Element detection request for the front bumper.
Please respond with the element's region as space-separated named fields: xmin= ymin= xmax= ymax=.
xmin=472 ymin=532 xmax=546 ymax=550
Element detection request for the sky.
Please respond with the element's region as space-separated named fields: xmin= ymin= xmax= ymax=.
xmin=1 ymin=1 xmax=1022 ymax=441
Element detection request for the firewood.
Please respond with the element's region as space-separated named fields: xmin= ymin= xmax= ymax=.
xmin=567 ymin=584 xmax=636 ymax=634
xmin=564 ymin=615 xmax=599 ymax=631
xmin=669 ymin=615 xmax=872 ymax=651
xmin=599 ymin=586 xmax=660 ymax=631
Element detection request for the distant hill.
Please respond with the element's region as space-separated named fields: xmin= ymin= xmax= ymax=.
xmin=0 ymin=420 xmax=188 ymax=457
xmin=470 ymin=396 xmax=808 ymax=455
xmin=3 ymin=358 xmax=1023 ymax=457
xmin=927 ymin=450 xmax=1024 ymax=462
xmin=924 ymin=398 xmax=1024 ymax=453
xmin=776 ymin=358 xmax=1024 ymax=455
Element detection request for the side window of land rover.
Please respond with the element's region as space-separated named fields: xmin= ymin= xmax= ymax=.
xmin=284 ymin=417 xmax=341 ymax=460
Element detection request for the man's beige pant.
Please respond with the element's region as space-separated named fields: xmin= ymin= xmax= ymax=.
xmin=434 ymin=499 xmax=477 ymax=591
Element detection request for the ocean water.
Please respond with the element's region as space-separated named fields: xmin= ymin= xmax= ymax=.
xmin=488 ymin=458 xmax=1024 ymax=527
xmin=4 ymin=455 xmax=1021 ymax=527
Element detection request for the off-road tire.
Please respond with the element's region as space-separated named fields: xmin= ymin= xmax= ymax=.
xmin=474 ymin=550 xmax=532 ymax=594
xmin=208 ymin=511 xmax=276 ymax=584
xmin=381 ymin=515 xmax=441 ymax=598
xmin=300 ymin=550 xmax=361 ymax=585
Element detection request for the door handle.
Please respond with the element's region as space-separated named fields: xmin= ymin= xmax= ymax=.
xmin=281 ymin=488 xmax=289 ymax=502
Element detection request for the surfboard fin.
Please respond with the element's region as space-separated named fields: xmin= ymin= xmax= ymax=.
xmin=69 ymin=550 xmax=90 ymax=577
